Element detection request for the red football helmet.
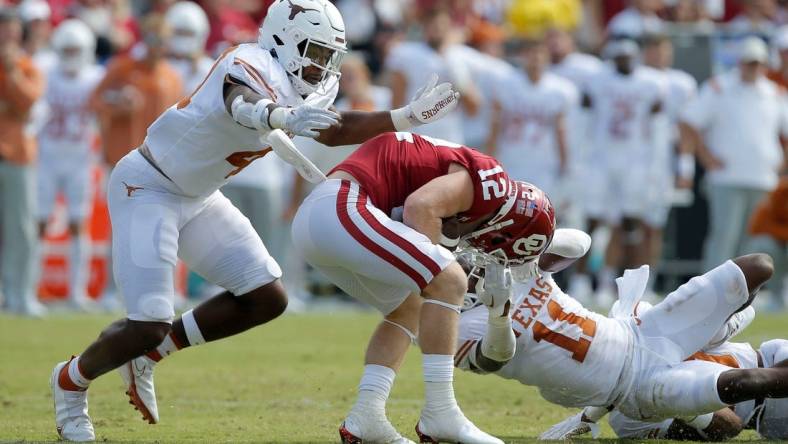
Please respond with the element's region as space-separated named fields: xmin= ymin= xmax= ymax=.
xmin=462 ymin=181 xmax=556 ymax=265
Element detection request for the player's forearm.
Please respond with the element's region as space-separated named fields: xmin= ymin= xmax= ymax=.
xmin=402 ymin=204 xmax=443 ymax=244
xmin=479 ymin=312 xmax=515 ymax=364
xmin=223 ymin=80 xmax=276 ymax=130
xmin=314 ymin=110 xmax=394 ymax=146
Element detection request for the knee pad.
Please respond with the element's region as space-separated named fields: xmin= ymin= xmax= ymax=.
xmin=140 ymin=295 xmax=175 ymax=323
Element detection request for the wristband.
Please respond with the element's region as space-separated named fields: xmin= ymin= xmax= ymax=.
xmin=268 ymin=106 xmax=289 ymax=130
xmin=390 ymin=105 xmax=417 ymax=131
xmin=677 ymin=153 xmax=695 ymax=180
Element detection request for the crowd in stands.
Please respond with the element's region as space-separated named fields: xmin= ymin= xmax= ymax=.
xmin=0 ymin=0 xmax=785 ymax=316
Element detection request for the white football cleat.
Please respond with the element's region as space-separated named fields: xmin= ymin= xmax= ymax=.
xmin=339 ymin=410 xmax=415 ymax=444
xmin=416 ymin=408 xmax=503 ymax=444
xmin=51 ymin=360 xmax=95 ymax=442
xmin=118 ymin=355 xmax=159 ymax=424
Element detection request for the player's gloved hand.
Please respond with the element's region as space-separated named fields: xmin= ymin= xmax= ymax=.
xmin=477 ymin=262 xmax=513 ymax=318
xmin=390 ymin=73 xmax=460 ymax=131
xmin=539 ymin=412 xmax=600 ymax=440
xmin=269 ymin=104 xmax=340 ymax=138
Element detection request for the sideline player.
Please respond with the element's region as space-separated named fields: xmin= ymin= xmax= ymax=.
xmin=577 ymin=39 xmax=665 ymax=305
xmin=606 ymin=338 xmax=788 ymax=441
xmin=36 ymin=19 xmax=104 ymax=310
xmin=163 ymin=1 xmax=213 ymax=95
xmin=292 ymin=131 xmax=556 ymax=443
xmin=50 ymin=0 xmax=462 ymax=441
xmin=488 ymin=38 xmax=576 ymax=207
xmin=638 ymin=34 xmax=697 ymax=279
xmin=455 ymin=230 xmax=786 ymax=439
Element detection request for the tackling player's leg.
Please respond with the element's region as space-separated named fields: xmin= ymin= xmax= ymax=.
xmin=415 ymin=261 xmax=501 ymax=444
xmin=121 ymin=190 xmax=287 ymax=425
xmin=341 ymin=294 xmax=420 ymax=444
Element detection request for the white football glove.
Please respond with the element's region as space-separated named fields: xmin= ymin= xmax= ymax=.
xmin=539 ymin=412 xmax=600 ymax=440
xmin=390 ymin=73 xmax=460 ymax=131
xmin=269 ymin=104 xmax=340 ymax=138
xmin=477 ymin=262 xmax=513 ymax=318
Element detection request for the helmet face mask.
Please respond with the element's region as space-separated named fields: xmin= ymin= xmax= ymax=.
xmin=259 ymin=0 xmax=347 ymax=96
xmin=462 ymin=181 xmax=556 ymax=266
xmin=290 ymin=37 xmax=345 ymax=93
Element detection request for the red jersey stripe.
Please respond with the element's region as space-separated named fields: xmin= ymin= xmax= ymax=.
xmin=354 ymin=192 xmax=442 ymax=277
xmin=336 ymin=181 xmax=429 ymax=290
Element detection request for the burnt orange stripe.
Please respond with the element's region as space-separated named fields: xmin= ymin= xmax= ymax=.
xmin=58 ymin=358 xmax=84 ymax=391
xmin=687 ymin=351 xmax=740 ymax=368
xmin=234 ymin=58 xmax=278 ymax=101
xmin=178 ymin=45 xmax=238 ymax=109
xmin=456 ymin=340 xmax=478 ymax=366
xmin=169 ymin=332 xmax=185 ymax=350
xmin=146 ymin=350 xmax=163 ymax=362
xmin=454 ymin=340 xmax=475 ymax=366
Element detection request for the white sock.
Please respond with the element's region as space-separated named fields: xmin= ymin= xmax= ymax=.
xmin=422 ymin=354 xmax=457 ymax=414
xmin=69 ymin=233 xmax=89 ymax=301
xmin=182 ymin=309 xmax=206 ymax=346
xmin=68 ymin=356 xmax=91 ymax=389
xmin=354 ymin=364 xmax=395 ymax=412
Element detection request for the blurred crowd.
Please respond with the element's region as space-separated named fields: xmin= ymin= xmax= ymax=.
xmin=0 ymin=0 xmax=786 ymax=317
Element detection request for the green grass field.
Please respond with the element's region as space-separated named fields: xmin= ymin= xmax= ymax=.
xmin=1 ymin=311 xmax=785 ymax=443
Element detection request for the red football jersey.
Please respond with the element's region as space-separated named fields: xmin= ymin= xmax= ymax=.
xmin=331 ymin=132 xmax=510 ymax=222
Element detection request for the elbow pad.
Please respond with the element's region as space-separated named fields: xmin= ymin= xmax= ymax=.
xmin=230 ymin=95 xmax=275 ymax=131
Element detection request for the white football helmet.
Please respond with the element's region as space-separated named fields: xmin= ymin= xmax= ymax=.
xmin=258 ymin=0 xmax=347 ymax=95
xmin=52 ymin=19 xmax=95 ymax=74
xmin=165 ymin=1 xmax=209 ymax=57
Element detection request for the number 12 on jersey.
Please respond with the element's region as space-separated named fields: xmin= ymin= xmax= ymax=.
xmin=478 ymin=166 xmax=506 ymax=200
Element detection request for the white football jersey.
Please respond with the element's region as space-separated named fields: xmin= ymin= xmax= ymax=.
xmin=450 ymin=44 xmax=515 ymax=148
xmin=145 ymin=43 xmax=338 ymax=197
xmin=458 ymin=274 xmax=631 ymax=407
xmin=550 ymin=53 xmax=604 ymax=169
xmin=550 ymin=52 xmax=604 ymax=91
xmin=495 ymin=71 xmax=578 ymax=182
xmin=168 ymin=56 xmax=215 ymax=96
xmin=386 ymin=41 xmax=465 ymax=143
xmin=586 ymin=66 xmax=665 ymax=164
xmin=646 ymin=67 xmax=697 ymax=179
xmin=39 ymin=65 xmax=105 ymax=153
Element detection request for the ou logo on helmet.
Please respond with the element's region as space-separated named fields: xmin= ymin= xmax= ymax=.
xmin=512 ymin=234 xmax=548 ymax=259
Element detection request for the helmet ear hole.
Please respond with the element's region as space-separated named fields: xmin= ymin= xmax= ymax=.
xmin=490 ymin=235 xmax=508 ymax=246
